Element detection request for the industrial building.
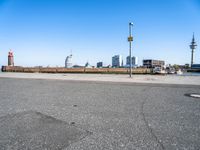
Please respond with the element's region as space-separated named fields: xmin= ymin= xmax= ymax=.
xmin=143 ymin=59 xmax=165 ymax=68
xmin=112 ymin=55 xmax=123 ymax=67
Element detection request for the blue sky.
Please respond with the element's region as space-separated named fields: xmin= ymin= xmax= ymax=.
xmin=0 ymin=0 xmax=200 ymax=67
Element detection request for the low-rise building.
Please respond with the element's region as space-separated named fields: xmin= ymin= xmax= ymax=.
xmin=143 ymin=59 xmax=165 ymax=68
xmin=191 ymin=64 xmax=200 ymax=69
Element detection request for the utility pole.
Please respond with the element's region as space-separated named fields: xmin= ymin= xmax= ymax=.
xmin=128 ymin=22 xmax=133 ymax=77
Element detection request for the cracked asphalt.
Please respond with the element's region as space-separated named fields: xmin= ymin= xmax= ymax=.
xmin=0 ymin=78 xmax=200 ymax=150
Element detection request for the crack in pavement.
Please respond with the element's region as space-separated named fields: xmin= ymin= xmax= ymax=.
xmin=140 ymin=87 xmax=165 ymax=150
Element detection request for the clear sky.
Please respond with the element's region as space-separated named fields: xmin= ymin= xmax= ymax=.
xmin=0 ymin=0 xmax=200 ymax=67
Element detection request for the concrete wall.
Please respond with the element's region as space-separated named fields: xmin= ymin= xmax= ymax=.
xmin=1 ymin=66 xmax=151 ymax=74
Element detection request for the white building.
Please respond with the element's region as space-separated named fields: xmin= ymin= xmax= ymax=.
xmin=112 ymin=55 xmax=123 ymax=67
xmin=65 ymin=54 xmax=73 ymax=68
xmin=126 ymin=56 xmax=138 ymax=67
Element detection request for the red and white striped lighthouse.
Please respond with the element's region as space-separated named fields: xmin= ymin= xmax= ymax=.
xmin=8 ymin=50 xmax=14 ymax=66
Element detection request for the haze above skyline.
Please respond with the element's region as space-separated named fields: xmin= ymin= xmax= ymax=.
xmin=0 ymin=0 xmax=200 ymax=67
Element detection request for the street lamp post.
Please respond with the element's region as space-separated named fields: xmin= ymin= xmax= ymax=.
xmin=128 ymin=22 xmax=133 ymax=77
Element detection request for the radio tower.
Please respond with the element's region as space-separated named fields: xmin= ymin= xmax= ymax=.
xmin=190 ymin=33 xmax=197 ymax=66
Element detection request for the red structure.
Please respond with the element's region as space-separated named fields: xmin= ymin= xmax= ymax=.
xmin=8 ymin=50 xmax=14 ymax=66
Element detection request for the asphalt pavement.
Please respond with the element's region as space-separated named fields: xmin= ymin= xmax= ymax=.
xmin=0 ymin=78 xmax=200 ymax=150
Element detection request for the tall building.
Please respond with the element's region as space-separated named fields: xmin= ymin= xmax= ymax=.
xmin=65 ymin=54 xmax=73 ymax=68
xmin=112 ymin=55 xmax=123 ymax=67
xmin=8 ymin=50 xmax=14 ymax=66
xmin=143 ymin=59 xmax=165 ymax=68
xmin=126 ymin=56 xmax=138 ymax=67
xmin=97 ymin=62 xmax=103 ymax=68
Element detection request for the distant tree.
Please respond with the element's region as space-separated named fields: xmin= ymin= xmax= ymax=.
xmin=173 ymin=64 xmax=179 ymax=70
xmin=185 ymin=64 xmax=190 ymax=69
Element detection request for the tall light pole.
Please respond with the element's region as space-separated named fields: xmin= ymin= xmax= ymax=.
xmin=128 ymin=22 xmax=133 ymax=77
